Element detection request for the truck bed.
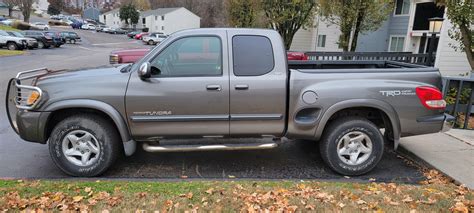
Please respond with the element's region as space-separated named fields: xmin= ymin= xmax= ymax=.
xmin=288 ymin=60 xmax=434 ymax=72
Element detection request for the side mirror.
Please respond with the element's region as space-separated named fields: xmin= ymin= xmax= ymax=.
xmin=138 ymin=62 xmax=151 ymax=79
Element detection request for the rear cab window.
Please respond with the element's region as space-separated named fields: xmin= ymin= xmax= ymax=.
xmin=232 ymin=35 xmax=274 ymax=76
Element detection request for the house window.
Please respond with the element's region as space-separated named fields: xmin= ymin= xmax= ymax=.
xmin=142 ymin=18 xmax=146 ymax=24
xmin=162 ymin=16 xmax=165 ymax=21
xmin=395 ymin=0 xmax=410 ymax=15
xmin=162 ymin=26 xmax=164 ymax=30
xmin=317 ymin=35 xmax=326 ymax=48
xmin=389 ymin=36 xmax=405 ymax=52
xmin=155 ymin=16 xmax=157 ymax=20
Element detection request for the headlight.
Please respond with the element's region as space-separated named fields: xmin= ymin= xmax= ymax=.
xmin=27 ymin=91 xmax=40 ymax=106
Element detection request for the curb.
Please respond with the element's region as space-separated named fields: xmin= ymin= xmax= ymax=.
xmin=396 ymin=144 xmax=465 ymax=187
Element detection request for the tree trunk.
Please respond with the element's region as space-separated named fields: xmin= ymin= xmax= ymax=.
xmin=8 ymin=7 xmax=13 ymax=17
xmin=350 ymin=2 xmax=366 ymax=52
xmin=459 ymin=23 xmax=474 ymax=71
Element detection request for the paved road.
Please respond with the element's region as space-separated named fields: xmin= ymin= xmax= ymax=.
xmin=0 ymin=29 xmax=425 ymax=182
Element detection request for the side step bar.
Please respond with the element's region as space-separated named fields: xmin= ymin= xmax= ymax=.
xmin=142 ymin=142 xmax=278 ymax=152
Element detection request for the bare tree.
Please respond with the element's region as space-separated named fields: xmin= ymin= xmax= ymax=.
xmin=2 ymin=0 xmax=18 ymax=17
xmin=17 ymin=0 xmax=33 ymax=22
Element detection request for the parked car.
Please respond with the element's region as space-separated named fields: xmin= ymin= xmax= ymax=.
xmin=287 ymin=51 xmax=309 ymax=60
xmin=6 ymin=31 xmax=38 ymax=49
xmin=6 ymin=28 xmax=451 ymax=177
xmin=70 ymin=21 xmax=83 ymax=29
xmin=95 ymin=25 xmax=107 ymax=32
xmin=22 ymin=30 xmax=54 ymax=48
xmin=44 ymin=31 xmax=64 ymax=47
xmin=0 ymin=30 xmax=27 ymax=50
xmin=30 ymin=22 xmax=50 ymax=30
xmin=0 ymin=19 xmax=15 ymax=26
xmin=127 ymin=31 xmax=140 ymax=38
xmin=134 ymin=32 xmax=148 ymax=40
xmin=142 ymin=33 xmax=167 ymax=45
xmin=109 ymin=48 xmax=151 ymax=64
xmin=59 ymin=31 xmax=81 ymax=44
xmin=109 ymin=28 xmax=128 ymax=34
xmin=81 ymin=23 xmax=96 ymax=30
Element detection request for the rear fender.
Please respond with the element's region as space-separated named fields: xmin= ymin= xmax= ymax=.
xmin=314 ymin=99 xmax=401 ymax=149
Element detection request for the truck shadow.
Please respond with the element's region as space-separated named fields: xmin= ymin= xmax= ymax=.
xmin=105 ymin=139 xmax=425 ymax=184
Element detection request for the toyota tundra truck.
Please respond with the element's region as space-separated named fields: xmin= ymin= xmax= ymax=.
xmin=6 ymin=28 xmax=451 ymax=177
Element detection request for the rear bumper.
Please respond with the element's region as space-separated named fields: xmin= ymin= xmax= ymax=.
xmin=416 ymin=113 xmax=455 ymax=133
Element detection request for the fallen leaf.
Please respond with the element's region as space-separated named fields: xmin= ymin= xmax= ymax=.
xmin=356 ymin=199 xmax=367 ymax=205
xmin=205 ymin=188 xmax=214 ymax=195
xmin=402 ymin=195 xmax=414 ymax=203
xmin=84 ymin=187 xmax=92 ymax=193
xmin=73 ymin=196 xmax=83 ymax=202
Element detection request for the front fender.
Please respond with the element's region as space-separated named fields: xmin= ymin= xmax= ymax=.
xmin=314 ymin=99 xmax=401 ymax=149
xmin=43 ymin=99 xmax=136 ymax=156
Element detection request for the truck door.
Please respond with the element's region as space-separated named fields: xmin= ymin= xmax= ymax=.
xmin=227 ymin=31 xmax=287 ymax=136
xmin=125 ymin=34 xmax=230 ymax=140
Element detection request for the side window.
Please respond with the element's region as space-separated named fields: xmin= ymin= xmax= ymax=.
xmin=232 ymin=35 xmax=274 ymax=76
xmin=150 ymin=36 xmax=222 ymax=77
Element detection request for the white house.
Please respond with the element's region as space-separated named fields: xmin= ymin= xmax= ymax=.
xmin=99 ymin=8 xmax=121 ymax=28
xmin=139 ymin=7 xmax=200 ymax=35
xmin=290 ymin=16 xmax=342 ymax=52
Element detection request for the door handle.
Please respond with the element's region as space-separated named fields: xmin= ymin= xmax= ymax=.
xmin=206 ymin=84 xmax=221 ymax=91
xmin=235 ymin=84 xmax=249 ymax=90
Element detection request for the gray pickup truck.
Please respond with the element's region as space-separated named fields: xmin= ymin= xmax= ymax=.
xmin=6 ymin=28 xmax=450 ymax=177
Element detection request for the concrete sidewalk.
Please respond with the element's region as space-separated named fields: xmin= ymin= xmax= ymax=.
xmin=399 ymin=130 xmax=474 ymax=189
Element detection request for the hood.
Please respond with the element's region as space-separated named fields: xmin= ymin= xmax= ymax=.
xmin=3 ymin=35 xmax=25 ymax=41
xmin=111 ymin=48 xmax=150 ymax=56
xmin=35 ymin=65 xmax=133 ymax=110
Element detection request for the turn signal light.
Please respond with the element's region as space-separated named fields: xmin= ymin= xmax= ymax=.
xmin=27 ymin=91 xmax=40 ymax=105
xmin=416 ymin=86 xmax=446 ymax=109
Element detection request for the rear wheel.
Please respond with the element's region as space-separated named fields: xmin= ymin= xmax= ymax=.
xmin=38 ymin=41 xmax=45 ymax=49
xmin=319 ymin=117 xmax=384 ymax=176
xmin=48 ymin=114 xmax=121 ymax=177
xmin=7 ymin=42 xmax=18 ymax=50
xmin=71 ymin=39 xmax=76 ymax=44
xmin=148 ymin=40 xmax=154 ymax=45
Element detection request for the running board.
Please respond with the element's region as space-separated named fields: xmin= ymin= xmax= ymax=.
xmin=142 ymin=142 xmax=278 ymax=152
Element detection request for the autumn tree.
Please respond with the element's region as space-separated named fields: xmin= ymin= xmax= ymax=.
xmin=262 ymin=0 xmax=316 ymax=50
xmin=47 ymin=0 xmax=64 ymax=15
xmin=319 ymin=0 xmax=393 ymax=51
xmin=436 ymin=0 xmax=473 ymax=71
xmin=119 ymin=3 xmax=140 ymax=27
xmin=227 ymin=0 xmax=259 ymax=27
xmin=134 ymin=0 xmax=151 ymax=11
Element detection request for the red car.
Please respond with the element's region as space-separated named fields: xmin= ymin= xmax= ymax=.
xmin=134 ymin=32 xmax=149 ymax=40
xmin=110 ymin=49 xmax=308 ymax=64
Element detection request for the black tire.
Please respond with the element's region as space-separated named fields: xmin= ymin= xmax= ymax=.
xmin=48 ymin=114 xmax=121 ymax=177
xmin=38 ymin=41 xmax=45 ymax=49
xmin=319 ymin=117 xmax=384 ymax=176
xmin=7 ymin=42 xmax=18 ymax=50
xmin=71 ymin=39 xmax=76 ymax=44
xmin=148 ymin=40 xmax=154 ymax=45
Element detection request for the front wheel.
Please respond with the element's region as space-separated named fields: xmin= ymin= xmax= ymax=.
xmin=48 ymin=114 xmax=121 ymax=176
xmin=319 ymin=117 xmax=384 ymax=176
xmin=7 ymin=42 xmax=18 ymax=50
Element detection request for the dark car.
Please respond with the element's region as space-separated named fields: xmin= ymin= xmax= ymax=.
xmin=22 ymin=30 xmax=54 ymax=49
xmin=127 ymin=31 xmax=140 ymax=38
xmin=70 ymin=21 xmax=83 ymax=29
xmin=108 ymin=28 xmax=128 ymax=34
xmin=6 ymin=31 xmax=38 ymax=49
xmin=60 ymin=31 xmax=81 ymax=44
xmin=44 ymin=31 xmax=64 ymax=47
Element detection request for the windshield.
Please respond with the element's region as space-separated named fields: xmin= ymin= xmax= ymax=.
xmin=0 ymin=30 xmax=9 ymax=36
xmin=11 ymin=32 xmax=24 ymax=37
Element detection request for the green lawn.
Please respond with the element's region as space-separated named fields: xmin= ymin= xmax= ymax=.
xmin=0 ymin=25 xmax=19 ymax=31
xmin=0 ymin=171 xmax=472 ymax=212
xmin=0 ymin=50 xmax=24 ymax=57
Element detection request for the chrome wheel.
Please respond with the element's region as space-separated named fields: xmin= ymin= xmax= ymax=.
xmin=337 ymin=131 xmax=372 ymax=166
xmin=61 ymin=130 xmax=100 ymax=167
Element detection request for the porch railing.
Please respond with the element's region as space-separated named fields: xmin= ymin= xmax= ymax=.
xmin=443 ymin=77 xmax=474 ymax=130
xmin=305 ymin=52 xmax=432 ymax=65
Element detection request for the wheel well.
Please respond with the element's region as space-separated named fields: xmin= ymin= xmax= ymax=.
xmin=325 ymin=107 xmax=394 ymax=141
xmin=45 ymin=108 xmax=120 ymax=143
